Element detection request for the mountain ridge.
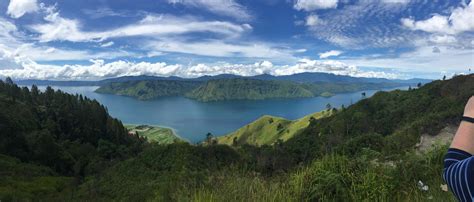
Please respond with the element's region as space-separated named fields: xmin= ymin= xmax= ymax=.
xmin=15 ymin=72 xmax=432 ymax=86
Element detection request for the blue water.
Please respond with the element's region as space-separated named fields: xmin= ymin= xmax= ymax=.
xmin=36 ymin=86 xmax=407 ymax=142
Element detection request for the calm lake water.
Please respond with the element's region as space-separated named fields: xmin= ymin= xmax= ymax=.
xmin=35 ymin=86 xmax=407 ymax=142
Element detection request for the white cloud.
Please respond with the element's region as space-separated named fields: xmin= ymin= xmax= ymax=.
xmin=30 ymin=5 xmax=252 ymax=42
xmin=7 ymin=0 xmax=38 ymax=18
xmin=294 ymin=0 xmax=338 ymax=11
xmin=343 ymin=45 xmax=474 ymax=73
xmin=401 ymin=1 xmax=474 ymax=34
xmin=381 ymin=0 xmax=410 ymax=4
xmin=305 ymin=14 xmax=320 ymax=26
xmin=168 ymin=0 xmax=252 ymax=21
xmin=428 ymin=35 xmax=457 ymax=44
xmin=303 ymin=1 xmax=419 ymax=48
xmin=146 ymin=40 xmax=293 ymax=59
xmin=100 ymin=41 xmax=114 ymax=47
xmin=401 ymin=16 xmax=450 ymax=34
xmin=319 ymin=50 xmax=343 ymax=59
xmin=0 ymin=55 xmax=397 ymax=80
xmin=81 ymin=8 xmax=133 ymax=19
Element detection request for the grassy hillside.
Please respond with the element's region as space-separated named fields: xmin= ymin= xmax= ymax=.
xmin=217 ymin=110 xmax=333 ymax=146
xmin=125 ymin=125 xmax=185 ymax=144
xmin=95 ymin=80 xmax=200 ymax=100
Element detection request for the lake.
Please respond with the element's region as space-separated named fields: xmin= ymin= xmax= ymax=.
xmin=36 ymin=86 xmax=407 ymax=142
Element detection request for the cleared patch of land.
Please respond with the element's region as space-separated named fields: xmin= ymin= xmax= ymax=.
xmin=125 ymin=124 xmax=185 ymax=144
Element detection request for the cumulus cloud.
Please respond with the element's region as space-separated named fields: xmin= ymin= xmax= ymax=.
xmin=401 ymin=1 xmax=474 ymax=34
xmin=30 ymin=5 xmax=252 ymax=42
xmin=294 ymin=0 xmax=338 ymax=11
xmin=305 ymin=14 xmax=320 ymax=26
xmin=319 ymin=50 xmax=343 ymax=59
xmin=7 ymin=0 xmax=39 ymax=18
xmin=0 ymin=54 xmax=397 ymax=80
xmin=168 ymin=0 xmax=252 ymax=21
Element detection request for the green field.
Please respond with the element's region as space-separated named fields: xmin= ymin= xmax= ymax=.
xmin=217 ymin=110 xmax=333 ymax=146
xmin=125 ymin=125 xmax=185 ymax=144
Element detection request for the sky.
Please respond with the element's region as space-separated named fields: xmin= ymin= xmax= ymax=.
xmin=0 ymin=0 xmax=473 ymax=80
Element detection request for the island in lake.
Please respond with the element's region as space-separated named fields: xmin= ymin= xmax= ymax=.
xmin=91 ymin=72 xmax=429 ymax=101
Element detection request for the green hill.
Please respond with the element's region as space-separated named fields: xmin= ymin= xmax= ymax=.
xmin=217 ymin=110 xmax=333 ymax=146
xmin=0 ymin=78 xmax=144 ymax=200
xmin=95 ymin=80 xmax=200 ymax=100
xmin=96 ymin=78 xmax=403 ymax=102
xmin=125 ymin=125 xmax=185 ymax=144
xmin=185 ymin=79 xmax=313 ymax=102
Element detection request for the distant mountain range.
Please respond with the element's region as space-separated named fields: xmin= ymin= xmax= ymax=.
xmin=15 ymin=72 xmax=432 ymax=86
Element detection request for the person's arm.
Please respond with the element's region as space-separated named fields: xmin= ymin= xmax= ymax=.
xmin=450 ymin=96 xmax=474 ymax=154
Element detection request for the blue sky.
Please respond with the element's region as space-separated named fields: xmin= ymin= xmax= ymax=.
xmin=0 ymin=0 xmax=473 ymax=80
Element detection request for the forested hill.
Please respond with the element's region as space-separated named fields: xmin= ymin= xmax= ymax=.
xmin=0 ymin=77 xmax=144 ymax=198
xmin=184 ymin=79 xmax=403 ymax=101
xmin=96 ymin=78 xmax=404 ymax=101
xmin=95 ymin=80 xmax=200 ymax=100
xmin=282 ymin=74 xmax=473 ymax=163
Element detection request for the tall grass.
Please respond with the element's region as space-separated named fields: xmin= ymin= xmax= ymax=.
xmin=174 ymin=145 xmax=455 ymax=201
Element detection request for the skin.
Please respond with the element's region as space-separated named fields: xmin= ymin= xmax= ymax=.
xmin=450 ymin=96 xmax=474 ymax=154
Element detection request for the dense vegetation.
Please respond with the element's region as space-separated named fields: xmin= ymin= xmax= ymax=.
xmin=97 ymin=78 xmax=403 ymax=101
xmin=95 ymin=80 xmax=200 ymax=100
xmin=1 ymin=74 xmax=471 ymax=201
xmin=216 ymin=110 xmax=333 ymax=146
xmin=0 ymin=78 xmax=144 ymax=199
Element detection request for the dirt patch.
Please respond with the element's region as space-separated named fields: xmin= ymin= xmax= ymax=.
xmin=416 ymin=125 xmax=457 ymax=153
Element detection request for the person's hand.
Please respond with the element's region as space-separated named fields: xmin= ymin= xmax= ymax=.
xmin=465 ymin=96 xmax=474 ymax=117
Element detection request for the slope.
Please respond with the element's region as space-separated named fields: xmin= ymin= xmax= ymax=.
xmin=216 ymin=110 xmax=333 ymax=146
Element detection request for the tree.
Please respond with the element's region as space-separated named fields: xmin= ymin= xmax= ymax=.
xmin=206 ymin=132 xmax=213 ymax=145
xmin=326 ymin=103 xmax=332 ymax=110
xmin=232 ymin=137 xmax=238 ymax=146
xmin=361 ymin=92 xmax=366 ymax=98
xmin=5 ymin=77 xmax=14 ymax=85
xmin=277 ymin=123 xmax=284 ymax=131
xmin=417 ymin=83 xmax=422 ymax=88
xmin=309 ymin=116 xmax=316 ymax=124
xmin=443 ymin=75 xmax=446 ymax=80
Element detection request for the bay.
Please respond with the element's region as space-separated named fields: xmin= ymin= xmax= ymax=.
xmin=35 ymin=86 xmax=408 ymax=142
